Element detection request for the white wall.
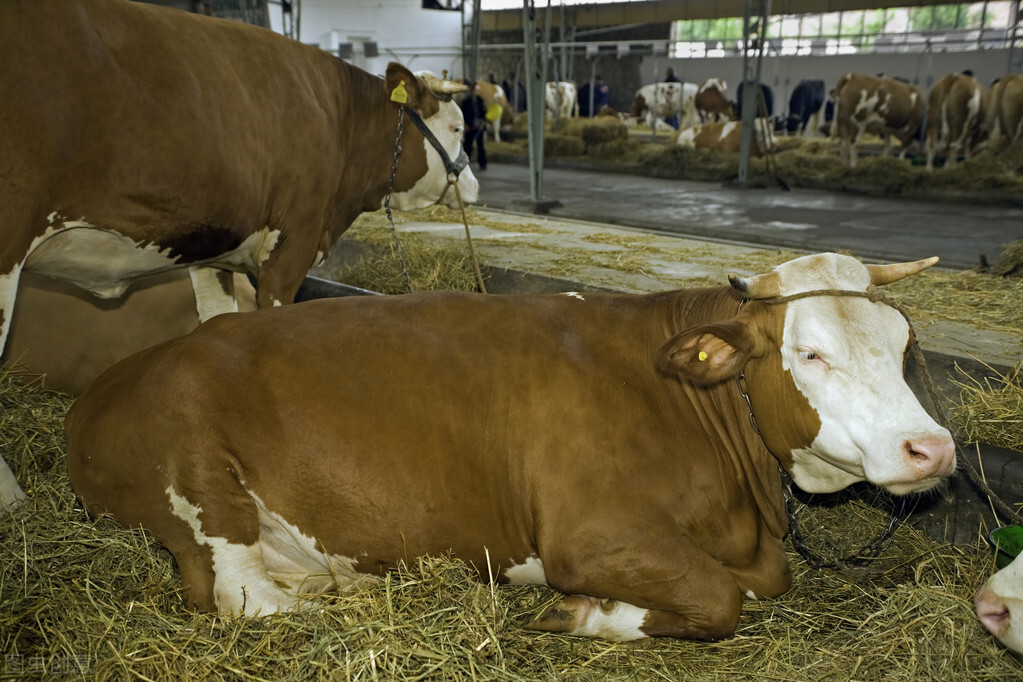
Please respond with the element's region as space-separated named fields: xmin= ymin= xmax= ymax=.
xmin=273 ymin=0 xmax=466 ymax=79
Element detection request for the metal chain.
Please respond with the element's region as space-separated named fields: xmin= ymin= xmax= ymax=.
xmin=383 ymin=107 xmax=414 ymax=293
xmin=781 ymin=467 xmax=916 ymax=572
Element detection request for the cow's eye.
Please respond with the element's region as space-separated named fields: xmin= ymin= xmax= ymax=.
xmin=798 ymin=348 xmax=825 ymax=365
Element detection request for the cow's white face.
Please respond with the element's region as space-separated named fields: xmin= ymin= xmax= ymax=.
xmin=388 ymin=98 xmax=479 ymax=211
xmin=976 ymin=554 xmax=1023 ymax=653
xmin=771 ymin=254 xmax=954 ymax=495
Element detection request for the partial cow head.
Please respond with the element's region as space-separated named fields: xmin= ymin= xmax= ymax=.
xmin=384 ymin=64 xmax=479 ymax=211
xmin=976 ymin=552 xmax=1023 ymax=653
xmin=659 ymin=253 xmax=955 ymax=496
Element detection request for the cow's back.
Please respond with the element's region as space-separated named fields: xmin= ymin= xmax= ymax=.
xmin=1 ymin=0 xmax=346 ymax=263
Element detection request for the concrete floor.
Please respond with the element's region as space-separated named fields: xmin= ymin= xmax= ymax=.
xmin=474 ymin=160 xmax=1023 ymax=271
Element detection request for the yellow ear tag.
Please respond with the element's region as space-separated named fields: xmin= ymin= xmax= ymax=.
xmin=698 ymin=351 xmax=709 ymax=362
xmin=390 ymin=81 xmax=408 ymax=104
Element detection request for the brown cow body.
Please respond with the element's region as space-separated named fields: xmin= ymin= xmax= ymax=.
xmin=0 ymin=0 xmax=477 ymax=506
xmin=831 ymin=73 xmax=924 ymax=168
xmin=67 ymin=253 xmax=954 ymax=641
xmin=695 ymin=78 xmax=735 ymax=122
xmin=925 ymin=72 xmax=988 ymax=171
xmin=988 ymin=73 xmax=1023 ymax=151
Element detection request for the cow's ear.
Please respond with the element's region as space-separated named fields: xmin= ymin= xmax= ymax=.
xmin=657 ymin=320 xmax=756 ymax=387
xmin=385 ymin=62 xmax=426 ymax=108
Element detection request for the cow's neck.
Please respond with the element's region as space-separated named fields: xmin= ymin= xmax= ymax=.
xmin=326 ymin=61 xmax=430 ymax=241
xmin=669 ymin=286 xmax=788 ymax=539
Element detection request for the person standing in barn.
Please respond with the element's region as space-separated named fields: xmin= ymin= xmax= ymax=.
xmin=461 ymin=79 xmax=487 ymax=171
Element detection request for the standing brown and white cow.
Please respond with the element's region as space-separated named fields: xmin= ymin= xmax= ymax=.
xmin=545 ymin=82 xmax=579 ymax=121
xmin=0 ymin=0 xmax=478 ymax=507
xmin=925 ymin=71 xmax=989 ymax=171
xmin=67 ymin=252 xmax=955 ymax=641
xmin=695 ymin=78 xmax=735 ymax=123
xmin=630 ymin=82 xmax=701 ymax=130
xmin=987 ymin=73 xmax=1023 ymax=152
xmin=831 ymin=73 xmax=925 ymax=168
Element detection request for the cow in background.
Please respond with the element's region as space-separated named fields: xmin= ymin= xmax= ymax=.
xmin=695 ymin=78 xmax=734 ymax=122
xmin=735 ymin=82 xmax=775 ymax=120
xmin=976 ymin=552 xmax=1023 ymax=653
xmin=545 ymin=82 xmax=579 ymax=121
xmin=0 ymin=0 xmax=479 ymax=509
xmin=831 ymin=73 xmax=924 ymax=168
xmin=786 ymin=79 xmax=826 ymax=135
xmin=4 ymin=271 xmax=255 ymax=395
xmin=470 ymin=81 xmax=514 ymax=143
xmin=987 ymin=74 xmax=1023 ymax=152
xmin=675 ymin=119 xmax=778 ymax=156
xmin=925 ymin=71 xmax=988 ymax=171
xmin=67 ymin=252 xmax=954 ymax=640
xmin=629 ymin=82 xmax=700 ymax=130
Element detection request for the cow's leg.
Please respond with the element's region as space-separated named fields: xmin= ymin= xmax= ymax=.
xmin=69 ymin=425 xmax=298 ymax=615
xmin=163 ymin=484 xmax=300 ymax=616
xmin=0 ymin=264 xmax=28 ymax=510
xmin=534 ymin=530 xmax=761 ymax=641
xmin=926 ymin=132 xmax=937 ymax=171
xmin=253 ymin=239 xmax=316 ymax=310
xmin=189 ymin=266 xmax=239 ymax=322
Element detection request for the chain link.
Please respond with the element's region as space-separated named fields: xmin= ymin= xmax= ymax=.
xmin=383 ymin=107 xmax=414 ymax=293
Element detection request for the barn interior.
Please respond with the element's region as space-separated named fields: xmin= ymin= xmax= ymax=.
xmin=2 ymin=1 xmax=1023 ymax=679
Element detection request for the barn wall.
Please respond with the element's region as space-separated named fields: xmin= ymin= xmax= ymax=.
xmin=280 ymin=0 xmax=465 ymax=78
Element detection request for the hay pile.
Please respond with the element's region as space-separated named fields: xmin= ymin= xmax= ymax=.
xmin=951 ymin=363 xmax=1023 ymax=452
xmin=990 ymin=239 xmax=1023 ymax=277
xmin=491 ymin=122 xmax=1023 ymax=201
xmin=1 ymin=371 xmax=1019 ymax=679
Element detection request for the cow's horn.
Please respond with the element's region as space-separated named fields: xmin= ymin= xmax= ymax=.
xmin=728 ymin=271 xmax=781 ymax=299
xmin=866 ymin=257 xmax=939 ymax=286
xmin=420 ymin=72 xmax=467 ymax=94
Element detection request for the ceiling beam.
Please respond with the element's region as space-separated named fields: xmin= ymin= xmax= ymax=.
xmin=483 ymin=0 xmax=962 ymax=33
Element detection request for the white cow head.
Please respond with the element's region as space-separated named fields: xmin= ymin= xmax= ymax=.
xmin=663 ymin=253 xmax=955 ymax=497
xmin=384 ymin=65 xmax=479 ymax=211
xmin=977 ymin=550 xmax=1023 ymax=653
xmin=744 ymin=254 xmax=954 ymax=495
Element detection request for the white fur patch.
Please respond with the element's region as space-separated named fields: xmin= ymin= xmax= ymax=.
xmin=570 ymin=600 xmax=649 ymax=642
xmin=503 ymin=556 xmax=547 ymax=585
xmin=563 ymin=292 xmax=586 ymax=301
xmin=166 ymin=485 xmax=298 ymax=616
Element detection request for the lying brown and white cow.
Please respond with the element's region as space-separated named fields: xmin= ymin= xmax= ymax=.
xmin=695 ymin=78 xmax=735 ymax=123
xmin=0 ymin=0 xmax=478 ymax=507
xmin=67 ymin=252 xmax=955 ymax=641
xmin=925 ymin=71 xmax=988 ymax=171
xmin=988 ymin=73 xmax=1023 ymax=152
xmin=831 ymin=73 xmax=924 ymax=168
xmin=976 ymin=552 xmax=1023 ymax=653
xmin=675 ymin=119 xmax=778 ymax=156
